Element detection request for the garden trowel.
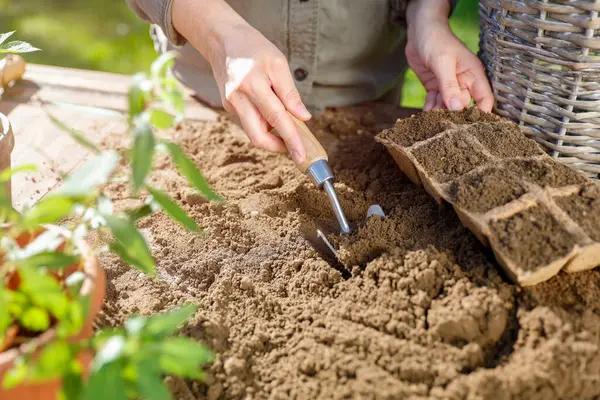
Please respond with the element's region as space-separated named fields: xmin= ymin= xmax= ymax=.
xmin=289 ymin=114 xmax=351 ymax=234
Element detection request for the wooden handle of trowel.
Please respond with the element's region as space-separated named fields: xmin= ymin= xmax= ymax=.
xmin=288 ymin=113 xmax=328 ymax=173
xmin=0 ymin=55 xmax=26 ymax=88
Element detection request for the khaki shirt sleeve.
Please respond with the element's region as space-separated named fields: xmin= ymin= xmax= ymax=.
xmin=391 ymin=0 xmax=460 ymax=26
xmin=125 ymin=0 xmax=186 ymax=46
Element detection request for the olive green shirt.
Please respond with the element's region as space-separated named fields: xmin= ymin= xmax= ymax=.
xmin=127 ymin=1 xmax=454 ymax=113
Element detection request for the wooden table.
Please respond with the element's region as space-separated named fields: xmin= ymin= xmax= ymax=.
xmin=0 ymin=64 xmax=219 ymax=211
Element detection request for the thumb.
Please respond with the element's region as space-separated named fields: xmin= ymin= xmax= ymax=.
xmin=429 ymin=55 xmax=464 ymax=111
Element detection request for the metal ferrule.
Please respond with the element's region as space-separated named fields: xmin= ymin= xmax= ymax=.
xmin=306 ymin=159 xmax=334 ymax=188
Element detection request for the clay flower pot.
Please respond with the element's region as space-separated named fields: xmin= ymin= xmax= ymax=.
xmin=0 ymin=227 xmax=106 ymax=400
xmin=0 ymin=112 xmax=15 ymax=202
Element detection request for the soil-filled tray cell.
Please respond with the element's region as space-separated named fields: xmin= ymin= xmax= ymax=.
xmin=505 ymin=158 xmax=588 ymax=188
xmin=489 ymin=205 xmax=578 ymax=283
xmin=448 ymin=165 xmax=528 ymax=213
xmin=380 ymin=107 xmax=503 ymax=148
xmin=411 ymin=131 xmax=491 ymax=183
xmin=470 ymin=122 xmax=545 ymax=158
xmin=556 ymin=183 xmax=600 ymax=242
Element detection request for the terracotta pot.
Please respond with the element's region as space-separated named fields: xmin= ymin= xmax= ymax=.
xmin=0 ymin=228 xmax=106 ymax=400
xmin=0 ymin=112 xmax=14 ymax=203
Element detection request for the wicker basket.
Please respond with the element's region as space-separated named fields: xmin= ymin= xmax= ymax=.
xmin=479 ymin=0 xmax=600 ymax=179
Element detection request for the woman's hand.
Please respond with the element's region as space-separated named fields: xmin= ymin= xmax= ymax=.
xmin=406 ymin=0 xmax=494 ymax=112
xmin=173 ymin=0 xmax=310 ymax=164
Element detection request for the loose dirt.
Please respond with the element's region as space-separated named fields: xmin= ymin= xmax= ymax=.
xmin=96 ymin=104 xmax=600 ymax=400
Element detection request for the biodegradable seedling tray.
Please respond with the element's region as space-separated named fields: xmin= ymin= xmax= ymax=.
xmin=376 ymin=108 xmax=600 ymax=286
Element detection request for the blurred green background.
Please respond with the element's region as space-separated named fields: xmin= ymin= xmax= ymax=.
xmin=1 ymin=0 xmax=479 ymax=108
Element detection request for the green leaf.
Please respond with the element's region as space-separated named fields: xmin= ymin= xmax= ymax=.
xmin=84 ymin=360 xmax=127 ymax=400
xmin=21 ymin=196 xmax=75 ymax=227
xmin=104 ymin=215 xmax=155 ymax=275
xmin=149 ymin=337 xmax=213 ymax=380
xmin=19 ymin=307 xmax=51 ymax=331
xmin=0 ymin=289 xmax=12 ymax=338
xmin=35 ymin=340 xmax=71 ymax=379
xmin=162 ymin=90 xmax=184 ymax=115
xmin=0 ymin=41 xmax=41 ymax=54
xmin=126 ymin=204 xmax=154 ymax=223
xmin=3 ymin=358 xmax=27 ymax=389
xmin=136 ymin=359 xmax=172 ymax=400
xmin=0 ymin=164 xmax=37 ymax=182
xmin=131 ymin=123 xmax=155 ymax=190
xmin=18 ymin=265 xmax=69 ymax=319
xmin=147 ymin=186 xmax=199 ymax=232
xmin=92 ymin=335 xmax=126 ymax=372
xmin=151 ymin=51 xmax=177 ymax=80
xmin=60 ymin=361 xmax=85 ymax=400
xmin=142 ymin=304 xmax=197 ymax=338
xmin=150 ymin=109 xmax=175 ymax=130
xmin=129 ymin=73 xmax=151 ymax=120
xmin=47 ymin=112 xmax=100 ymax=154
xmin=57 ymin=151 xmax=120 ymax=197
xmin=18 ymin=251 xmax=79 ymax=270
xmin=163 ymin=142 xmax=221 ymax=201
xmin=0 ymin=31 xmax=15 ymax=46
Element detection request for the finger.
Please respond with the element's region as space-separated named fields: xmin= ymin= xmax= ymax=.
xmin=269 ymin=60 xmax=311 ymax=121
xmin=424 ymin=91 xmax=437 ymax=111
xmin=230 ymin=92 xmax=286 ymax=153
xmin=434 ymin=92 xmax=445 ymax=109
xmin=245 ymin=77 xmax=306 ymax=164
xmin=460 ymin=88 xmax=471 ymax=108
xmin=468 ymin=68 xmax=495 ymax=112
xmin=429 ymin=54 xmax=464 ymax=111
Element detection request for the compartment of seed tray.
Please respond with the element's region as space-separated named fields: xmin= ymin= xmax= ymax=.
xmin=488 ymin=203 xmax=580 ymax=285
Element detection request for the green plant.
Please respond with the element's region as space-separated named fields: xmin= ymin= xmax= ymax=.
xmin=1 ymin=35 xmax=216 ymax=399
xmin=0 ymin=31 xmax=40 ymax=54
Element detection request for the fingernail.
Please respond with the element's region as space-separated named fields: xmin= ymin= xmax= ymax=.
xmin=449 ymin=98 xmax=463 ymax=111
xmin=298 ymin=103 xmax=311 ymax=119
xmin=290 ymin=149 xmax=305 ymax=164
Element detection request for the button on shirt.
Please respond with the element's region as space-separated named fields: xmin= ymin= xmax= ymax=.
xmin=127 ymin=0 xmax=412 ymax=113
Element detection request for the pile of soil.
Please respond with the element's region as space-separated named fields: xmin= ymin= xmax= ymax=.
xmin=96 ymin=104 xmax=600 ymax=399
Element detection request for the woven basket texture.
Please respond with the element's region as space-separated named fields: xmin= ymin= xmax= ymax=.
xmin=479 ymin=0 xmax=600 ymax=178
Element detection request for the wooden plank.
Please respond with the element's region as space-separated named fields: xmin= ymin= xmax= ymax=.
xmin=1 ymin=63 xmax=219 ymax=210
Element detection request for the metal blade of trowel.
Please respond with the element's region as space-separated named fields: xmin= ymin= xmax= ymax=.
xmin=316 ymin=204 xmax=386 ymax=261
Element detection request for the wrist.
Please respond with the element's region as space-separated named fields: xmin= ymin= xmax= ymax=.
xmin=407 ymin=0 xmax=451 ymax=32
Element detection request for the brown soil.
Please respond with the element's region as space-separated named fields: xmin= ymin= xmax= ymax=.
xmin=506 ymin=158 xmax=588 ymax=188
xmin=556 ymin=184 xmax=600 ymax=242
xmin=380 ymin=108 xmax=503 ymax=147
xmin=489 ymin=205 xmax=578 ymax=272
xmin=469 ymin=123 xmax=544 ymax=159
xmin=448 ymin=165 xmax=528 ymax=213
xmin=96 ymin=104 xmax=600 ymax=400
xmin=411 ymin=130 xmax=490 ymax=182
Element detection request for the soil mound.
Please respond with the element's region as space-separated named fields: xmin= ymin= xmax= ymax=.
xmin=97 ymin=104 xmax=600 ymax=400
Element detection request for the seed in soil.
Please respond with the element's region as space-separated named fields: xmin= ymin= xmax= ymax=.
xmin=489 ymin=205 xmax=578 ymax=272
xmin=411 ymin=129 xmax=491 ymax=183
xmin=447 ymin=165 xmax=528 ymax=213
xmin=555 ymin=183 xmax=600 ymax=242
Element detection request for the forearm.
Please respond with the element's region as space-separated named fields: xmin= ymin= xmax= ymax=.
xmin=407 ymin=0 xmax=454 ymax=43
xmin=407 ymin=0 xmax=452 ymax=28
xmin=172 ymin=0 xmax=248 ymax=64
